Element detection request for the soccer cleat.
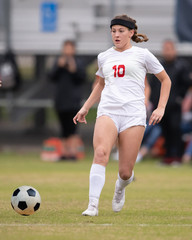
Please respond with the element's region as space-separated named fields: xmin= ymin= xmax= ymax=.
xmin=112 ymin=181 xmax=125 ymax=212
xmin=82 ymin=203 xmax=98 ymax=216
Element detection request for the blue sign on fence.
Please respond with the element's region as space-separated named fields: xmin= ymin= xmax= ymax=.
xmin=41 ymin=2 xmax=57 ymax=32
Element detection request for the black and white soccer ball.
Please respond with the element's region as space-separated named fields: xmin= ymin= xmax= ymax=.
xmin=11 ymin=186 xmax=41 ymax=216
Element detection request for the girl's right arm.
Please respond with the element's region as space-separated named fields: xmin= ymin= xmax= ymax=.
xmin=73 ymin=77 xmax=105 ymax=124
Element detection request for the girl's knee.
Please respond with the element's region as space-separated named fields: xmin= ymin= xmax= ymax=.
xmin=94 ymin=146 xmax=109 ymax=165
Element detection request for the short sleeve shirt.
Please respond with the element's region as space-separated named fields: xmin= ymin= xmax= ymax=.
xmin=96 ymin=46 xmax=164 ymax=117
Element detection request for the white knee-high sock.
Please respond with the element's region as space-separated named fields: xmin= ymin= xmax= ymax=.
xmin=116 ymin=171 xmax=134 ymax=191
xmin=89 ymin=164 xmax=106 ymax=207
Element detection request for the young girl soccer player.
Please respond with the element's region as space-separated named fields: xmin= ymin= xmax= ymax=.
xmin=73 ymin=15 xmax=171 ymax=216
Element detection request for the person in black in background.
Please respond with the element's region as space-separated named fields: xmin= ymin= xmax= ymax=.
xmin=0 ymin=50 xmax=22 ymax=90
xmin=49 ymin=40 xmax=85 ymax=159
xmin=149 ymin=40 xmax=192 ymax=164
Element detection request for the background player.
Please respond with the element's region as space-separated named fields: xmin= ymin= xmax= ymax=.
xmin=49 ymin=40 xmax=85 ymax=159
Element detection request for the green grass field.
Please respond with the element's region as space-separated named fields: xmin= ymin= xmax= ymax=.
xmin=0 ymin=152 xmax=192 ymax=240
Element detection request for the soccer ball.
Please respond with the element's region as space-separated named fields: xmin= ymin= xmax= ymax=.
xmin=11 ymin=186 xmax=41 ymax=216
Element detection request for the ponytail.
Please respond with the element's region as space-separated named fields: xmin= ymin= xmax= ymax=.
xmin=132 ymin=25 xmax=149 ymax=43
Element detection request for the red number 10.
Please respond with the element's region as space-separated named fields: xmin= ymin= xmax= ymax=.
xmin=112 ymin=65 xmax=125 ymax=77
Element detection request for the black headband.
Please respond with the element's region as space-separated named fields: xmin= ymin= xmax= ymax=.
xmin=110 ymin=19 xmax=135 ymax=29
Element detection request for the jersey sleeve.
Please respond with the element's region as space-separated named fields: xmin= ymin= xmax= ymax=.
xmin=145 ymin=49 xmax=164 ymax=74
xmin=95 ymin=54 xmax=104 ymax=78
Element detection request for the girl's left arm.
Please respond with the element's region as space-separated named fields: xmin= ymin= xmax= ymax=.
xmin=149 ymin=70 xmax=171 ymax=125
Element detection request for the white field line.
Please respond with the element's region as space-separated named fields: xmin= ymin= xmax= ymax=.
xmin=0 ymin=223 xmax=192 ymax=227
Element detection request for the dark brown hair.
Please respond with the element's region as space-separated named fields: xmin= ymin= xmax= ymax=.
xmin=113 ymin=15 xmax=149 ymax=43
xmin=63 ymin=40 xmax=76 ymax=47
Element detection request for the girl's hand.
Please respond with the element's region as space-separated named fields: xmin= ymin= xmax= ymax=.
xmin=149 ymin=107 xmax=165 ymax=125
xmin=73 ymin=107 xmax=89 ymax=125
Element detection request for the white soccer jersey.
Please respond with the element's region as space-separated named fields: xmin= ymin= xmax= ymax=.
xmin=96 ymin=46 xmax=164 ymax=117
